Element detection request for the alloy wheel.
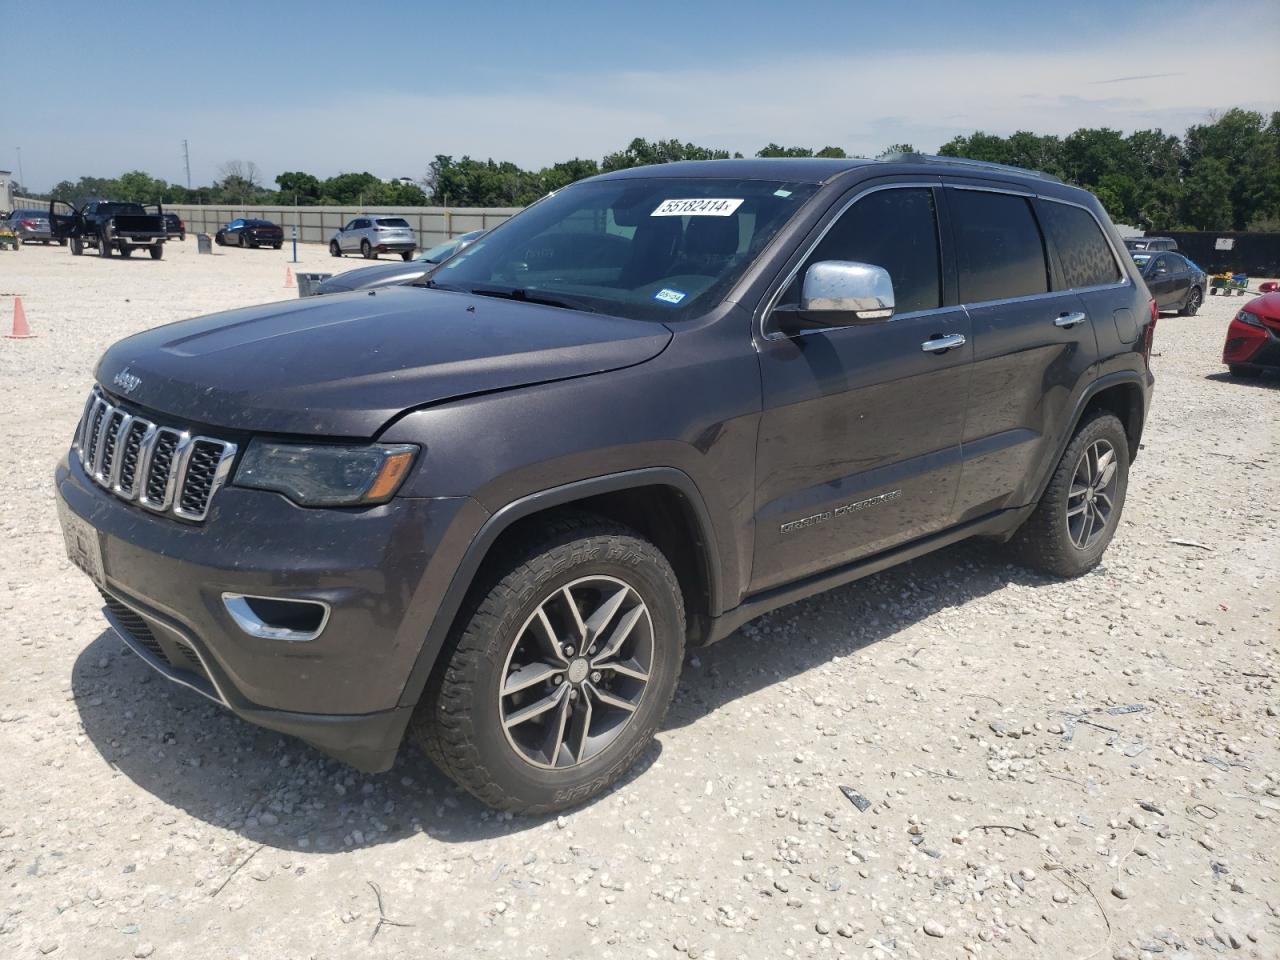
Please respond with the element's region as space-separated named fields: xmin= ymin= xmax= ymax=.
xmin=499 ymin=575 xmax=653 ymax=770
xmin=1066 ymin=439 xmax=1118 ymax=549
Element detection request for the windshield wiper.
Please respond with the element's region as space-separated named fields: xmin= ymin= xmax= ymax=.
xmin=464 ymin=285 xmax=597 ymax=313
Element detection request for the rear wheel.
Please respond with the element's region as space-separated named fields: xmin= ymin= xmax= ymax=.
xmin=401 ymin=250 xmax=413 ymax=261
xmin=118 ymin=245 xmax=133 ymax=258
xmin=412 ymin=514 xmax=685 ymax=813
xmin=1179 ymin=286 xmax=1202 ymax=316
xmin=273 ymin=242 xmax=282 ymax=250
xmin=1010 ymin=411 xmax=1129 ymax=578
xmin=329 ymin=240 xmax=341 ymax=257
xmin=149 ymin=244 xmax=163 ymax=260
xmin=1228 ymin=363 xmax=1263 ymax=379
xmin=361 ymin=239 xmax=374 ymax=259
xmin=57 ymin=238 xmax=67 ymax=246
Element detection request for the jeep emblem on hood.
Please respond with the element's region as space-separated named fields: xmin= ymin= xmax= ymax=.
xmin=112 ymin=367 xmax=141 ymax=394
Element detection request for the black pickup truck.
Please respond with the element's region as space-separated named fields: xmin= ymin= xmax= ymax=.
xmin=49 ymin=200 xmax=168 ymax=259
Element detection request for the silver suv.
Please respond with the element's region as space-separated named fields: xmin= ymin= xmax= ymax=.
xmin=330 ymin=216 xmax=417 ymax=260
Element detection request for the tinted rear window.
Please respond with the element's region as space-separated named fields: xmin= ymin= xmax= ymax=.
xmin=376 ymin=218 xmax=410 ymax=227
xmin=1039 ymin=201 xmax=1121 ymax=289
xmin=950 ymin=190 xmax=1049 ymax=303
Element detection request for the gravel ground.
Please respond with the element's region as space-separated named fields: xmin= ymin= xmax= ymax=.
xmin=1 ymin=240 xmax=1277 ymax=959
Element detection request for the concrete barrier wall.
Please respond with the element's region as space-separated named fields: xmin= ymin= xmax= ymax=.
xmin=13 ymin=197 xmax=522 ymax=250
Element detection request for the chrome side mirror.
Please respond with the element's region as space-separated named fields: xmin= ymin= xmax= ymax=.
xmin=799 ymin=260 xmax=895 ymax=323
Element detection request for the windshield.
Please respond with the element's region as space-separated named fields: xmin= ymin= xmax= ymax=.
xmin=426 ymin=177 xmax=819 ymax=321
xmin=417 ymin=230 xmax=483 ymax=263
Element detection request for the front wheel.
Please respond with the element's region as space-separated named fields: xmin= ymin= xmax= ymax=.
xmin=98 ymin=234 xmax=112 ymax=258
xmin=412 ymin=514 xmax=685 ymax=813
xmin=238 ymin=233 xmax=246 ymax=248
xmin=1010 ymin=411 xmax=1130 ymax=578
xmin=70 ymin=237 xmax=83 ymax=256
xmin=1179 ymin=286 xmax=1202 ymax=316
xmin=329 ymin=240 xmax=341 ymax=257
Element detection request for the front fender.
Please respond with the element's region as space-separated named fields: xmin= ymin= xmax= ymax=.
xmin=392 ymin=467 xmax=725 ymax=710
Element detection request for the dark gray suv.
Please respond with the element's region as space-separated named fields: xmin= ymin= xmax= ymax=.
xmin=55 ymin=156 xmax=1155 ymax=812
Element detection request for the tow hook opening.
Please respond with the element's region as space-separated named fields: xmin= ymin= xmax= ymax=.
xmin=221 ymin=593 xmax=330 ymax=642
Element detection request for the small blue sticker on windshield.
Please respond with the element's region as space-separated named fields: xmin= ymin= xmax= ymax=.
xmin=654 ymin=288 xmax=687 ymax=305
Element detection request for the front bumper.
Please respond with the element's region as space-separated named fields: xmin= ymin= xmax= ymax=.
xmin=55 ymin=452 xmax=481 ymax=771
xmin=1223 ymin=316 xmax=1280 ymax=369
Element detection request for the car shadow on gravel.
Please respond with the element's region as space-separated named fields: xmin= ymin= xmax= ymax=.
xmin=1204 ymin=371 xmax=1278 ymax=389
xmin=71 ymin=538 xmax=1044 ymax=850
xmin=71 ymin=632 xmax=663 ymax=849
xmin=664 ymin=537 xmax=1046 ymax=731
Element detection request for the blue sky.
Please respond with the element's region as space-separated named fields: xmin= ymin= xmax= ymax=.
xmin=5 ymin=0 xmax=1277 ymax=191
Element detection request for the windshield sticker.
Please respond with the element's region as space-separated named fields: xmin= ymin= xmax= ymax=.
xmin=654 ymin=288 xmax=687 ymax=305
xmin=651 ymin=198 xmax=744 ymax=217
xmin=773 ymin=189 xmax=792 ymax=198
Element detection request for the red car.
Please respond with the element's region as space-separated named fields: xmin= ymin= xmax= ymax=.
xmin=1223 ymin=292 xmax=1280 ymax=378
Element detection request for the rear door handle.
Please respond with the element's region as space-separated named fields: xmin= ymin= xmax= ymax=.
xmin=1054 ymin=311 xmax=1087 ymax=328
xmin=921 ymin=333 xmax=966 ymax=353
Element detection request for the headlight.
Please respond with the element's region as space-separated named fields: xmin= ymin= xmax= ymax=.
xmin=235 ymin=441 xmax=417 ymax=506
xmin=1237 ymin=310 xmax=1264 ymax=327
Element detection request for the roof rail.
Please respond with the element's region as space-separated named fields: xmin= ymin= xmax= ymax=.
xmin=882 ymin=152 xmax=1063 ymax=184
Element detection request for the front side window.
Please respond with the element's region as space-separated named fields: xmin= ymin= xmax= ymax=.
xmin=951 ymin=189 xmax=1049 ymax=303
xmin=778 ymin=187 xmax=942 ymax=315
xmin=1039 ymin=201 xmax=1121 ymax=290
xmin=427 ymin=177 xmax=819 ymax=321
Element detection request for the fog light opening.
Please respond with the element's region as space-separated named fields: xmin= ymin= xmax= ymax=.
xmin=222 ymin=593 xmax=330 ymax=642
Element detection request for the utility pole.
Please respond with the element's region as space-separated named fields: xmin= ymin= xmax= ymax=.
xmin=15 ymin=147 xmax=24 ymax=191
xmin=182 ymin=140 xmax=191 ymax=189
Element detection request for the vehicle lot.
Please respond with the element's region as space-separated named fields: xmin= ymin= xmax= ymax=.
xmin=0 ymin=241 xmax=1276 ymax=958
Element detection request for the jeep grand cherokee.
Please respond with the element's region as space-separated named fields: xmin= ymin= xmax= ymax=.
xmin=55 ymin=155 xmax=1155 ymax=812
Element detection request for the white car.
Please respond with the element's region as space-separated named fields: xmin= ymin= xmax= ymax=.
xmin=329 ymin=216 xmax=417 ymax=260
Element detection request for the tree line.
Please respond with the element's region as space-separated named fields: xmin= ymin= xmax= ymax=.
xmin=25 ymin=109 xmax=1280 ymax=231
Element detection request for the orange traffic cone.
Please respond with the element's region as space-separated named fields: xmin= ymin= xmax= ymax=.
xmin=284 ymin=267 xmax=295 ymax=288
xmin=5 ymin=298 xmax=35 ymax=339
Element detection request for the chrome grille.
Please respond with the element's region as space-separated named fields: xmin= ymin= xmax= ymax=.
xmin=76 ymin=388 xmax=237 ymax=522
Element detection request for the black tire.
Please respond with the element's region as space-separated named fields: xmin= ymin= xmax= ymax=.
xmin=238 ymin=233 xmax=246 ymax=248
xmin=329 ymin=240 xmax=341 ymax=257
xmin=361 ymin=239 xmax=374 ymax=259
xmin=1010 ymin=411 xmax=1130 ymax=578
xmin=412 ymin=513 xmax=685 ymax=813
xmin=401 ymin=250 xmax=414 ymax=261
xmin=58 ymin=238 xmax=67 ymax=246
xmin=273 ymin=242 xmax=282 ymax=250
xmin=149 ymin=244 xmax=163 ymax=260
xmin=179 ymin=233 xmax=185 ymax=241
xmin=118 ymin=245 xmax=133 ymax=258
xmin=1228 ymin=364 xmax=1263 ymax=379
xmin=1179 ymin=286 xmax=1202 ymax=317
xmin=98 ymin=233 xmax=112 ymax=258
xmin=70 ymin=237 xmax=83 ymax=256
xmin=215 ymin=232 xmax=225 ymax=246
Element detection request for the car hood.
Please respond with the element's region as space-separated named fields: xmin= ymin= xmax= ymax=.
xmin=96 ymin=286 xmax=672 ymax=437
xmin=319 ymin=262 xmax=429 ymax=293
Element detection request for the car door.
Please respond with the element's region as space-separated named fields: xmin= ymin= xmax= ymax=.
xmin=1166 ymin=254 xmax=1192 ymax=305
xmin=750 ymin=182 xmax=972 ymax=592
xmin=943 ymin=183 xmax=1099 ymax=520
xmin=344 ymin=218 xmax=366 ymax=252
xmin=1147 ymin=255 xmax=1177 ymax=309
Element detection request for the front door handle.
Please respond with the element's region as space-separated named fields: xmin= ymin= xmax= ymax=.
xmin=921 ymin=333 xmax=966 ymax=353
xmin=1054 ymin=311 xmax=1087 ymax=328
